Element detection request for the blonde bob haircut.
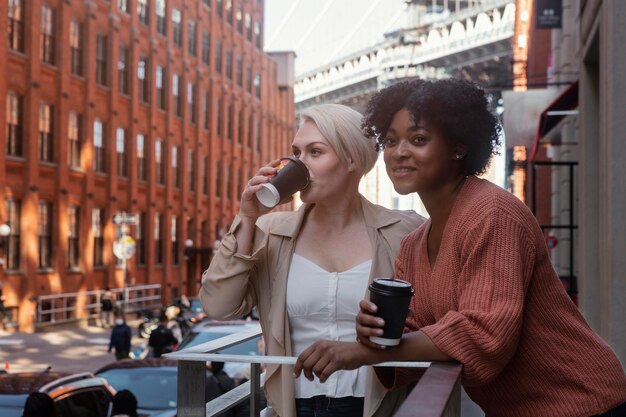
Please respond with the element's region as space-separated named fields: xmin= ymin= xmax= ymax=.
xmin=299 ymin=104 xmax=377 ymax=177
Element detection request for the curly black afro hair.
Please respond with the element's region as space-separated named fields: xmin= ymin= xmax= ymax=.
xmin=362 ymin=78 xmax=502 ymax=176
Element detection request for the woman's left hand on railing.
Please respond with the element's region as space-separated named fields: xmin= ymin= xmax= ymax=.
xmin=293 ymin=341 xmax=373 ymax=383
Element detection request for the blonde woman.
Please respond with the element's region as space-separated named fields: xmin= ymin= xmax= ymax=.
xmin=200 ymin=104 xmax=424 ymax=417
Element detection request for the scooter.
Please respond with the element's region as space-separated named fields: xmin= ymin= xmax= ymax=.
xmin=137 ymin=309 xmax=159 ymax=339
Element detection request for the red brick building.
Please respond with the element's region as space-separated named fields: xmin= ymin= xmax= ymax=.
xmin=0 ymin=0 xmax=295 ymax=332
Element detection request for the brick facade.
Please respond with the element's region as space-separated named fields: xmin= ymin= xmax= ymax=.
xmin=0 ymin=0 xmax=295 ymax=332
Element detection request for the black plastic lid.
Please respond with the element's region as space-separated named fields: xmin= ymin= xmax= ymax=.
xmin=369 ymin=278 xmax=414 ymax=295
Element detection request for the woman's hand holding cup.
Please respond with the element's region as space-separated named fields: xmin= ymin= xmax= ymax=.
xmin=356 ymin=299 xmax=387 ymax=350
xmin=239 ymin=159 xmax=282 ymax=222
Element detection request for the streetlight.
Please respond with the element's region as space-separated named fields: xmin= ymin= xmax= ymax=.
xmin=0 ymin=224 xmax=10 ymax=238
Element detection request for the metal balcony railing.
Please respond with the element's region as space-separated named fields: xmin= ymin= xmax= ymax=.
xmin=36 ymin=283 xmax=162 ymax=325
xmin=166 ymin=324 xmax=462 ymax=417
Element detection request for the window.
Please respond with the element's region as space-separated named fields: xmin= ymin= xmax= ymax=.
xmin=226 ymin=163 xmax=231 ymax=200
xmin=254 ymin=21 xmax=261 ymax=49
xmin=137 ymin=0 xmax=149 ymax=25
xmin=135 ymin=213 xmax=146 ymax=265
xmin=138 ymin=57 xmax=149 ymax=102
xmin=38 ymin=102 xmax=53 ymax=162
xmin=6 ymin=91 xmax=23 ymax=157
xmin=236 ymin=55 xmax=242 ymax=86
xmin=172 ymin=74 xmax=182 ymax=117
xmin=236 ymin=5 xmax=243 ymax=33
xmin=38 ymin=201 xmax=52 ymax=269
xmin=155 ymin=139 xmax=164 ymax=185
xmin=203 ymin=91 xmax=210 ymax=130
xmin=156 ymin=0 xmax=166 ymax=35
xmin=256 ymin=119 xmax=261 ymax=152
xmin=118 ymin=44 xmax=129 ymax=95
xmin=171 ymin=216 xmax=179 ymax=265
xmin=227 ymin=105 xmax=233 ymax=139
xmin=238 ymin=109 xmax=244 ymax=144
xmin=70 ymin=20 xmax=83 ymax=76
xmin=245 ymin=13 xmax=252 ymax=42
xmin=172 ymin=145 xmax=179 ymax=188
xmin=188 ymin=20 xmax=196 ymax=56
xmin=116 ymin=128 xmax=127 ymax=177
xmin=137 ymin=134 xmax=146 ymax=181
xmin=40 ymin=5 xmax=56 ymax=65
xmin=187 ymin=149 xmax=194 ymax=191
xmin=5 ymin=198 xmax=21 ymax=271
xmin=246 ymin=64 xmax=251 ymax=93
xmin=96 ymin=35 xmax=108 ymax=86
xmin=226 ymin=0 xmax=233 ymax=25
xmin=202 ymin=156 xmax=208 ymax=195
xmin=202 ymin=31 xmax=210 ymax=65
xmin=217 ymin=0 xmax=223 ymax=18
xmin=172 ymin=9 xmax=182 ymax=47
xmin=8 ymin=0 xmax=24 ymax=52
xmin=68 ymin=205 xmax=80 ymax=269
xmin=156 ymin=65 xmax=166 ymax=110
xmin=154 ymin=213 xmax=163 ymax=264
xmin=215 ymin=40 xmax=222 ymax=73
xmin=68 ymin=111 xmax=81 ymax=169
xmin=225 ymin=48 xmax=232 ymax=79
xmin=216 ymin=98 xmax=222 ymax=136
xmin=247 ymin=114 xmax=253 ymax=148
xmin=93 ymin=119 xmax=106 ymax=173
xmin=92 ymin=208 xmax=104 ymax=266
xmin=204 ymin=0 xmax=211 ymax=6
xmin=216 ymin=160 xmax=222 ymax=197
xmin=188 ymin=82 xmax=196 ymax=123
xmin=117 ymin=0 xmax=129 ymax=13
xmin=254 ymin=72 xmax=261 ymax=98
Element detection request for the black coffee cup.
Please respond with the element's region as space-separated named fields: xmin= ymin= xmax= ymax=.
xmin=256 ymin=156 xmax=310 ymax=208
xmin=368 ymin=278 xmax=414 ymax=346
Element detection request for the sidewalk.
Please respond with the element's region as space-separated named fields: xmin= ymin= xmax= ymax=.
xmin=0 ymin=320 xmax=145 ymax=374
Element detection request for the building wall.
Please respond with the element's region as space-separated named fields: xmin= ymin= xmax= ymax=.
xmin=0 ymin=0 xmax=295 ymax=332
xmin=578 ymin=0 xmax=626 ymax=363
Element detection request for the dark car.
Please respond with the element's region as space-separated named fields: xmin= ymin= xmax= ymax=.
xmin=0 ymin=371 xmax=115 ymax=417
xmin=95 ymin=359 xmax=177 ymax=417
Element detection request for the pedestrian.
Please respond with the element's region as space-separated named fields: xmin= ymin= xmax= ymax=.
xmin=0 ymin=287 xmax=6 ymax=330
xmin=148 ymin=315 xmax=178 ymax=358
xmin=294 ymin=78 xmax=626 ymax=417
xmin=200 ymin=104 xmax=424 ymax=417
xmin=22 ymin=392 xmax=56 ymax=417
xmin=101 ymin=287 xmax=114 ymax=328
xmin=111 ymin=389 xmax=138 ymax=417
xmin=108 ymin=316 xmax=132 ymax=360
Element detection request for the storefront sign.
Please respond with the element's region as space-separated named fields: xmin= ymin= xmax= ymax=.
xmin=536 ymin=0 xmax=562 ymax=29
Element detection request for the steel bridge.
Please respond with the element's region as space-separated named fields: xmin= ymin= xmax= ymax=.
xmin=295 ymin=0 xmax=516 ymax=113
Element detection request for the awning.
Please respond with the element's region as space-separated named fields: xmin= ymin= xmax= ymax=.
xmin=529 ymin=80 xmax=579 ymax=161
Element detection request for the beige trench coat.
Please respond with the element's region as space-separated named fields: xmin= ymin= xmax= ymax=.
xmin=200 ymin=196 xmax=424 ymax=417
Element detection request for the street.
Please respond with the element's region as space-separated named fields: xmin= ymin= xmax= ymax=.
xmin=0 ymin=321 xmax=145 ymax=374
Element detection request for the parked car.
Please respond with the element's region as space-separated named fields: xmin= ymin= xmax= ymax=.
xmin=95 ymin=359 xmax=177 ymax=417
xmin=185 ymin=297 xmax=206 ymax=324
xmin=0 ymin=371 xmax=115 ymax=417
xmin=175 ymin=320 xmax=263 ymax=381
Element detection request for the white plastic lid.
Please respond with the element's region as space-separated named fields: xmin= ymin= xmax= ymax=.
xmin=256 ymin=183 xmax=280 ymax=208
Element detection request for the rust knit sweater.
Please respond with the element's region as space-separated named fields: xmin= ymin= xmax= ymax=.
xmin=392 ymin=176 xmax=626 ymax=417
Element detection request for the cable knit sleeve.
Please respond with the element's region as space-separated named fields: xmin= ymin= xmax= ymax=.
xmin=420 ymin=205 xmax=537 ymax=386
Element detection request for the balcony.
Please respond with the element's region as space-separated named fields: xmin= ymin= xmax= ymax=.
xmin=166 ymin=324 xmax=462 ymax=417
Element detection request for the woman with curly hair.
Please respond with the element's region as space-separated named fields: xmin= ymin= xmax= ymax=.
xmin=295 ymin=79 xmax=626 ymax=417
